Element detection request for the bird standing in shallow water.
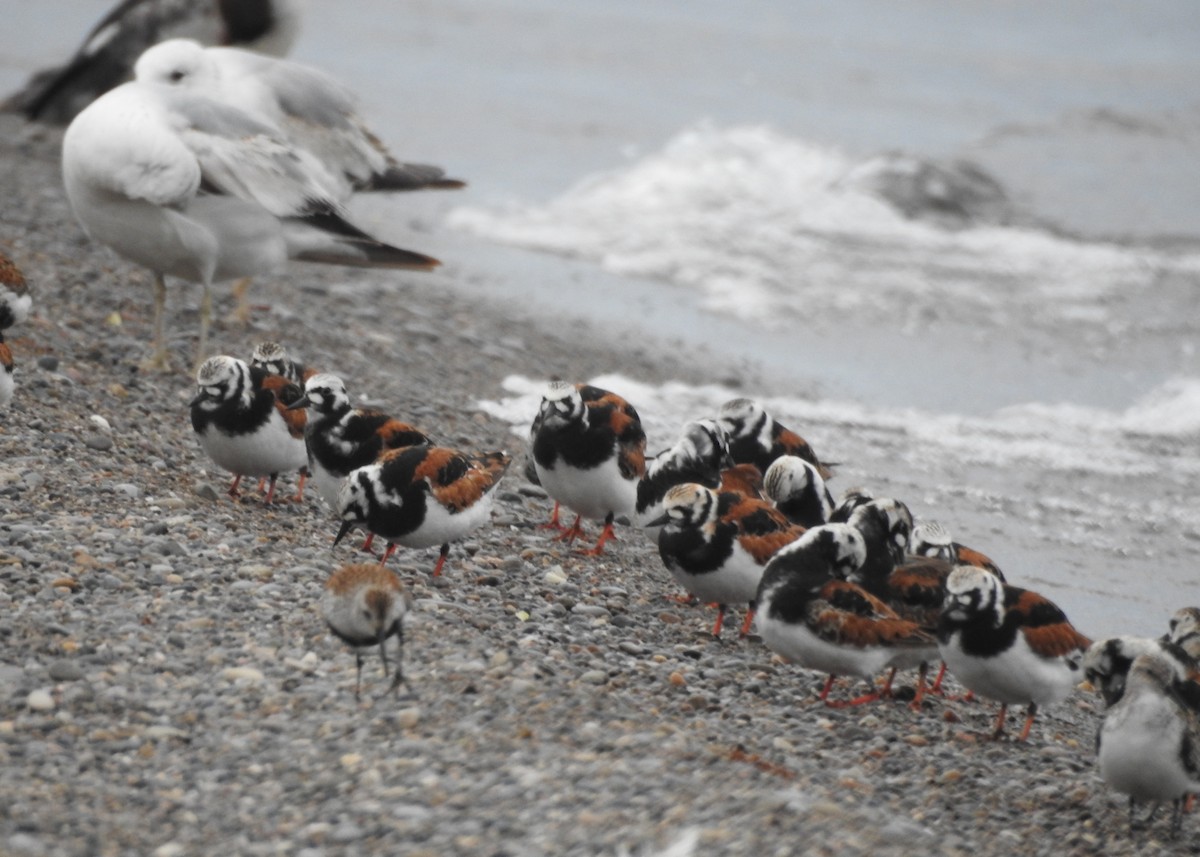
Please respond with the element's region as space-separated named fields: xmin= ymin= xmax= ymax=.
xmin=321 ymin=562 xmax=413 ymax=699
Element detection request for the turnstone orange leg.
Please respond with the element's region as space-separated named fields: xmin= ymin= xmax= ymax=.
xmin=378 ymin=543 xmax=398 ymax=566
xmin=1016 ymin=704 xmax=1038 ymax=742
xmin=553 ymin=514 xmax=586 ymax=544
xmin=539 ymin=502 xmax=567 ymax=531
xmin=577 ymin=513 xmax=618 ymax=556
xmin=710 ymin=604 xmax=728 ymax=639
xmin=431 ymin=544 xmax=450 ymax=578
xmin=360 ymin=534 xmax=376 ymax=554
xmin=737 ymin=606 xmax=757 ymax=639
xmin=227 ymin=475 xmax=244 ymax=499
xmin=990 ymin=704 xmax=1009 ymax=739
xmin=263 ymin=475 xmax=280 ymax=505
xmin=292 ymin=469 xmax=308 ymax=503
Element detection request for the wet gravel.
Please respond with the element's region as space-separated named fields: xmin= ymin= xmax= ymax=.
xmin=0 ymin=114 xmax=1194 ymax=856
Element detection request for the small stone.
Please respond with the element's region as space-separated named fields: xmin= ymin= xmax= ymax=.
xmin=397 ymin=708 xmax=421 ymax=729
xmin=543 ymin=567 xmax=568 ymax=585
xmin=196 ymin=484 xmax=221 ymax=502
xmin=83 ymin=434 xmax=114 ymax=451
xmin=668 ymin=672 xmax=686 ymax=687
xmin=26 ymin=689 xmax=54 ymax=711
xmin=580 ymin=670 xmax=608 ymax=685
xmin=221 ymin=667 xmax=264 ymax=683
xmin=47 ymin=660 xmax=84 ymax=682
xmin=154 ymin=844 xmax=186 ymax=857
xmin=340 ymin=753 xmax=363 ymax=769
xmin=36 ymin=355 xmax=59 ymax=372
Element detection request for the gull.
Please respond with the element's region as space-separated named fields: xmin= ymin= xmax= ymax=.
xmin=133 ymin=37 xmax=465 ymax=323
xmin=4 ymin=0 xmax=303 ymax=124
xmin=62 ymin=78 xmax=440 ymax=371
xmin=135 ymin=38 xmax=466 ymax=199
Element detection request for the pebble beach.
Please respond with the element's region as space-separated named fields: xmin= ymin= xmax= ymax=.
xmin=0 ymin=112 xmax=1193 ymax=857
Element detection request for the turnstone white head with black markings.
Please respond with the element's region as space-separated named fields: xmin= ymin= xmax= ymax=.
xmin=755 ymin=523 xmax=937 ymax=707
xmin=651 ymin=482 xmax=806 ymax=639
xmin=1097 ymin=650 xmax=1200 ymax=837
xmin=288 ymin=372 xmax=431 ymax=514
xmin=1082 ymin=635 xmax=1199 ymax=709
xmin=530 ymin=381 xmax=647 ymax=555
xmin=189 ymin=355 xmax=308 ymax=502
xmin=763 ymin=455 xmax=835 ymax=528
xmin=937 ymin=565 xmax=1092 ymax=741
xmin=249 ymin=340 xmax=317 ymax=386
xmin=1167 ymin=606 xmax=1200 ymax=660
xmin=335 ymin=445 xmax=511 ymax=576
xmin=911 ymin=520 xmax=1005 ymax=579
xmin=321 ymin=562 xmax=413 ymax=699
xmin=716 ymin=398 xmax=832 ymax=479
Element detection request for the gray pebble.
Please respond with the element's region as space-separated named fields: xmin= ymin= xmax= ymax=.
xmin=46 ymin=659 xmax=84 ymax=682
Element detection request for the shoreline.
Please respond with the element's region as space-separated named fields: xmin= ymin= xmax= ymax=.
xmin=0 ymin=116 xmax=1192 ymax=856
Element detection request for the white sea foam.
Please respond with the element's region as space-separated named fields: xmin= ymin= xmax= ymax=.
xmin=449 ymin=123 xmax=1200 ymax=333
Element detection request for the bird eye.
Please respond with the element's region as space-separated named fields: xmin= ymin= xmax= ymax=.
xmin=169 ymin=70 xmax=186 ymax=83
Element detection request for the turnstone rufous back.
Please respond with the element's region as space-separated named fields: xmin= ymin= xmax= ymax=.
xmin=321 ymin=562 xmax=413 ymax=698
xmin=1096 ymin=650 xmax=1200 ymax=837
xmin=937 ymin=565 xmax=1092 ymax=741
xmin=651 ymin=482 xmax=806 ymax=639
xmin=530 ymin=381 xmax=647 ymax=555
xmin=716 ymin=398 xmax=832 ymax=479
xmin=335 ymin=445 xmax=511 ymax=576
xmin=289 ymin=372 xmax=431 ymax=513
xmin=756 ymin=523 xmax=937 ymax=707
xmin=189 ymin=355 xmax=308 ymax=502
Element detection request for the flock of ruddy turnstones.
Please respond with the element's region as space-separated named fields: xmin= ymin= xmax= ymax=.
xmin=1 ymin=1 xmax=1198 ymax=838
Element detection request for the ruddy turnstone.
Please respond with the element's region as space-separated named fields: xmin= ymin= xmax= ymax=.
xmin=0 ymin=342 xmax=13 ymax=409
xmin=1167 ymin=606 xmax=1200 ymax=660
xmin=61 ymin=77 xmax=441 ymax=371
xmin=828 ymin=487 xmax=875 ymax=524
xmin=756 ymin=523 xmax=937 ymax=707
xmin=249 ymin=341 xmax=317 ymax=386
xmin=911 ymin=520 xmax=1005 ymax=579
xmin=763 ymin=455 xmax=835 ymax=528
xmin=4 ymin=0 xmax=303 ymax=124
xmin=189 ymin=355 xmax=307 ymax=502
xmin=530 ymin=381 xmax=647 ymax=555
xmin=335 ymin=445 xmax=511 ymax=576
xmin=0 ymin=252 xmax=32 ymax=333
xmin=937 ymin=565 xmax=1092 ymax=741
xmin=1096 ymin=650 xmax=1200 ymax=836
xmin=289 ymin=372 xmax=431 ymax=513
xmin=651 ymin=482 xmax=806 ymax=639
xmin=321 ymin=562 xmax=413 ymax=698
xmin=1082 ymin=635 xmax=1199 ymax=709
xmin=635 ymin=418 xmax=732 ymax=533
xmin=716 ymin=398 xmax=832 ymax=479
